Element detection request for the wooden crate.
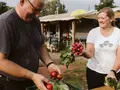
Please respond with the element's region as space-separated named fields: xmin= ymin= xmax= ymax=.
xmin=92 ymin=86 xmax=114 ymax=90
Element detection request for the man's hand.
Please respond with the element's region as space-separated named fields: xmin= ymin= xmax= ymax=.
xmin=31 ymin=73 xmax=50 ymax=90
xmin=47 ymin=63 xmax=61 ymax=74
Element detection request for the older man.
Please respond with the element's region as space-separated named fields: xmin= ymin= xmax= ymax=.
xmin=0 ymin=0 xmax=61 ymax=90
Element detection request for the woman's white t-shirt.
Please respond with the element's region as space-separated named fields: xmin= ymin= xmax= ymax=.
xmin=87 ymin=27 xmax=120 ymax=74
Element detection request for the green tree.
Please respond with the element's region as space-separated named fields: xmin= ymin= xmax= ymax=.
xmin=0 ymin=2 xmax=11 ymax=15
xmin=95 ymin=0 xmax=116 ymax=11
xmin=40 ymin=0 xmax=67 ymax=16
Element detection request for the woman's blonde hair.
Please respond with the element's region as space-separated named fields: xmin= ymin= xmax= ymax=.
xmin=98 ymin=7 xmax=115 ymax=26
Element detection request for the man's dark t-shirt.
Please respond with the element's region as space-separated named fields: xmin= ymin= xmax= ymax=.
xmin=0 ymin=9 xmax=44 ymax=80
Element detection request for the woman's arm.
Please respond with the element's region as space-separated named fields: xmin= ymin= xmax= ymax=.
xmin=107 ymin=45 xmax=120 ymax=79
xmin=82 ymin=43 xmax=95 ymax=59
xmin=111 ymin=45 xmax=120 ymax=72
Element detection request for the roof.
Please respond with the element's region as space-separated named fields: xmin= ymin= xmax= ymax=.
xmin=80 ymin=11 xmax=98 ymax=19
xmin=114 ymin=7 xmax=120 ymax=18
xmin=40 ymin=13 xmax=76 ymax=22
xmin=39 ymin=7 xmax=120 ymax=22
xmin=81 ymin=7 xmax=120 ymax=19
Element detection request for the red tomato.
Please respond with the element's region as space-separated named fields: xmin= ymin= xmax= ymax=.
xmin=75 ymin=42 xmax=79 ymax=46
xmin=50 ymin=71 xmax=57 ymax=78
xmin=79 ymin=43 xmax=82 ymax=46
xmin=46 ymin=83 xmax=53 ymax=90
xmin=72 ymin=50 xmax=75 ymax=53
xmin=72 ymin=48 xmax=75 ymax=51
xmin=56 ymin=74 xmax=62 ymax=80
xmin=74 ymin=52 xmax=78 ymax=56
xmin=72 ymin=44 xmax=75 ymax=47
xmin=80 ymin=46 xmax=83 ymax=50
xmin=77 ymin=48 xmax=80 ymax=51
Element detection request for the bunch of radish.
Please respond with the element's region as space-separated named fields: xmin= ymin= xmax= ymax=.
xmin=44 ymin=82 xmax=53 ymax=90
xmin=72 ymin=42 xmax=84 ymax=56
xmin=43 ymin=71 xmax=62 ymax=90
xmin=50 ymin=71 xmax=62 ymax=80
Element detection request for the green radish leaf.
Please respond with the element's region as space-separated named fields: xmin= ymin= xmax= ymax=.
xmin=117 ymin=82 xmax=120 ymax=89
xmin=60 ymin=47 xmax=75 ymax=68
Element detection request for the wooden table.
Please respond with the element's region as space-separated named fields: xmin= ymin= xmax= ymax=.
xmin=92 ymin=86 xmax=114 ymax=90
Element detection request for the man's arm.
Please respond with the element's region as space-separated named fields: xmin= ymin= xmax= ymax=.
xmin=0 ymin=52 xmax=34 ymax=79
xmin=39 ymin=44 xmax=61 ymax=73
xmin=0 ymin=52 xmax=49 ymax=90
xmin=39 ymin=44 xmax=53 ymax=66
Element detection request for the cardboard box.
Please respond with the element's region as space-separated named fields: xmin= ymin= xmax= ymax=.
xmin=92 ymin=86 xmax=114 ymax=90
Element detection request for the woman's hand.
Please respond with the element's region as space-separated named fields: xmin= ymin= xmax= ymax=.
xmin=106 ymin=71 xmax=117 ymax=81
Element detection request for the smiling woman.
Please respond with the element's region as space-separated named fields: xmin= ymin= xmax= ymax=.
xmin=79 ymin=7 xmax=120 ymax=90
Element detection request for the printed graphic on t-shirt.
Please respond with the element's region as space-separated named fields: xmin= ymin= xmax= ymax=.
xmin=99 ymin=40 xmax=113 ymax=48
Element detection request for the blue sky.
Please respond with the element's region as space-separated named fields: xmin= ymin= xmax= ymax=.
xmin=0 ymin=0 xmax=120 ymax=12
